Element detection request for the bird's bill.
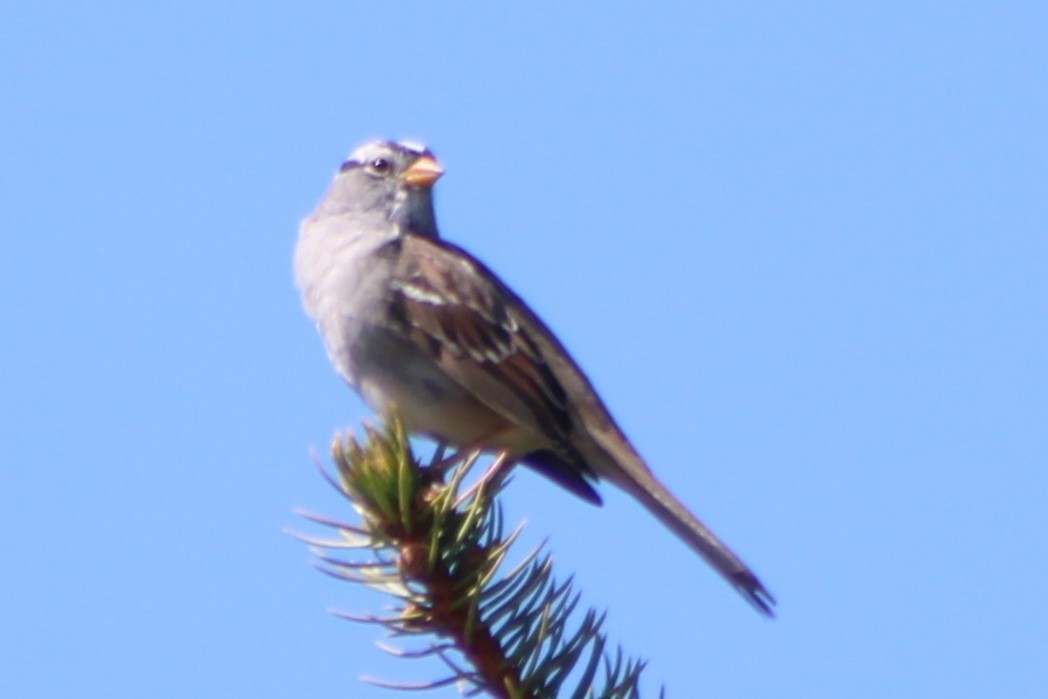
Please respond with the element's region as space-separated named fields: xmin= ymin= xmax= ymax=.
xmin=401 ymin=155 xmax=444 ymax=188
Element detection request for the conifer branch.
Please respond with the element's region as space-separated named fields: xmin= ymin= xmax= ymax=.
xmin=295 ymin=413 xmax=657 ymax=698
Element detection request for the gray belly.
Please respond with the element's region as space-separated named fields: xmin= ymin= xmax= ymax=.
xmin=345 ymin=324 xmax=509 ymax=446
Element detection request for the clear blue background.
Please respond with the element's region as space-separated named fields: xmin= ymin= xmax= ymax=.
xmin=3 ymin=3 xmax=1046 ymax=697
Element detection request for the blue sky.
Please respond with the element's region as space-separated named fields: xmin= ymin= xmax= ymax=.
xmin=2 ymin=3 xmax=1046 ymax=697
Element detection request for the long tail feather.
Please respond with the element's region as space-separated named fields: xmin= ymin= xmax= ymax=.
xmin=605 ymin=464 xmax=776 ymax=616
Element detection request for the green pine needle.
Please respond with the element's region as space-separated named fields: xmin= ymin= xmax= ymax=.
xmin=296 ymin=412 xmax=657 ymax=698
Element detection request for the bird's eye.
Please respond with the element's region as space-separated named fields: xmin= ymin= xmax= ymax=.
xmin=368 ymin=157 xmax=391 ymax=174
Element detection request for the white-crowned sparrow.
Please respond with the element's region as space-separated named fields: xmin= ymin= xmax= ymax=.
xmin=295 ymin=139 xmax=775 ymax=615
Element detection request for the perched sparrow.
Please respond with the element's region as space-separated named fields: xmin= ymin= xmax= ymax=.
xmin=296 ymin=140 xmax=775 ymax=615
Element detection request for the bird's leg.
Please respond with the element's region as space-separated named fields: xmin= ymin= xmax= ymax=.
xmin=455 ymin=450 xmax=515 ymax=507
xmin=415 ymin=441 xmax=452 ymax=490
xmin=428 ymin=441 xmax=448 ymax=468
xmin=424 ymin=426 xmax=516 ymax=477
xmin=479 ymin=450 xmax=515 ymax=492
xmin=427 ymin=442 xmax=484 ymax=478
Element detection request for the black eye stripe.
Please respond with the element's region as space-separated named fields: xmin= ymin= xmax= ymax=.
xmin=338 ymin=143 xmax=425 ymax=174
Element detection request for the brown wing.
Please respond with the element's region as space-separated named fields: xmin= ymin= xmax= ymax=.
xmin=384 ymin=234 xmax=575 ymax=452
xmin=381 ymin=234 xmax=603 ymax=502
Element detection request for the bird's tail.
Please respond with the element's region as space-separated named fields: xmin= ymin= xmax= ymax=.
xmin=604 ymin=462 xmax=776 ymax=617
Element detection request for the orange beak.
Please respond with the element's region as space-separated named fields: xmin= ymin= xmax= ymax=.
xmin=401 ymin=155 xmax=444 ymax=188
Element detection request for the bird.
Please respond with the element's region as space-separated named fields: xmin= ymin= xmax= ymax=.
xmin=295 ymin=139 xmax=775 ymax=616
